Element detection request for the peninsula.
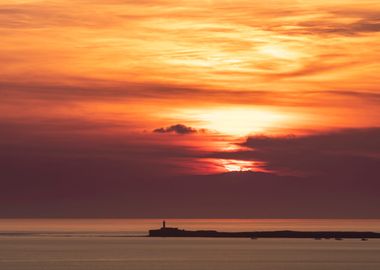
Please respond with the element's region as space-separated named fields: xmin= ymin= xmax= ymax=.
xmin=149 ymin=221 xmax=380 ymax=239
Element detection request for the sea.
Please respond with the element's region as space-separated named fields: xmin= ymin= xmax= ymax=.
xmin=0 ymin=219 xmax=380 ymax=270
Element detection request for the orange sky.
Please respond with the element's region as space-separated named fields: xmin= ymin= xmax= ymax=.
xmin=1 ymin=0 xmax=380 ymax=173
xmin=1 ymin=1 xmax=380 ymax=218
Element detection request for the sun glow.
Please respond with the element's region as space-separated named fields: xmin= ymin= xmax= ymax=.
xmin=178 ymin=108 xmax=297 ymax=136
xmin=259 ymin=45 xmax=300 ymax=60
xmin=222 ymin=159 xmax=253 ymax=172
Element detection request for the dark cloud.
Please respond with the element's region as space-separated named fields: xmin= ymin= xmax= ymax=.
xmin=0 ymin=120 xmax=380 ymax=218
xmin=244 ymin=128 xmax=380 ymax=156
xmin=1 ymin=160 xmax=379 ymax=218
xmin=154 ymin=124 xmax=199 ymax=135
xmin=207 ymin=128 xmax=380 ymax=177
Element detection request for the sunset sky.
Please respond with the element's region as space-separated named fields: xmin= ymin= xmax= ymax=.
xmin=1 ymin=0 xmax=380 ymax=218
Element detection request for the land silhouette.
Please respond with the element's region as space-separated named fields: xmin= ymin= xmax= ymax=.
xmin=149 ymin=221 xmax=380 ymax=239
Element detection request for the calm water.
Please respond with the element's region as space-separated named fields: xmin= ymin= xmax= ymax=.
xmin=1 ymin=219 xmax=380 ymax=235
xmin=0 ymin=219 xmax=380 ymax=270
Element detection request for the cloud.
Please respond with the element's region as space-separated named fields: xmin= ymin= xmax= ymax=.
xmin=244 ymin=128 xmax=380 ymax=156
xmin=322 ymin=90 xmax=380 ymax=101
xmin=0 ymin=79 xmax=288 ymax=105
xmin=209 ymin=128 xmax=380 ymax=176
xmin=3 ymin=78 xmax=380 ymax=111
xmin=1 ymin=119 xmax=380 ymax=218
xmin=262 ymin=59 xmax=361 ymax=79
xmin=295 ymin=18 xmax=380 ymax=36
xmin=153 ymin=124 xmax=198 ymax=135
xmin=1 ymin=156 xmax=379 ymax=218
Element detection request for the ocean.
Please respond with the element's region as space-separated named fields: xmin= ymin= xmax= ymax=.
xmin=0 ymin=219 xmax=380 ymax=270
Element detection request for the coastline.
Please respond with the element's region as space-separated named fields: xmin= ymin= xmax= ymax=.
xmin=149 ymin=223 xmax=380 ymax=239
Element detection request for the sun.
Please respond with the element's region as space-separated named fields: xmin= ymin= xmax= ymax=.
xmin=181 ymin=107 xmax=295 ymax=136
xmin=222 ymin=159 xmax=253 ymax=172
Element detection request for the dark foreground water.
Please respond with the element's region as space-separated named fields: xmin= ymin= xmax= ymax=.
xmin=1 ymin=237 xmax=380 ymax=270
xmin=0 ymin=219 xmax=380 ymax=270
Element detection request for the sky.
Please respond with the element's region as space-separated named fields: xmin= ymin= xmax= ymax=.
xmin=1 ymin=0 xmax=380 ymax=218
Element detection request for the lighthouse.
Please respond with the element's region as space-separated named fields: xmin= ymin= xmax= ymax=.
xmin=162 ymin=220 xmax=166 ymax=229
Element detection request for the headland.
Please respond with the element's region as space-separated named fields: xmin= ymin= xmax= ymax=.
xmin=149 ymin=221 xmax=380 ymax=239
